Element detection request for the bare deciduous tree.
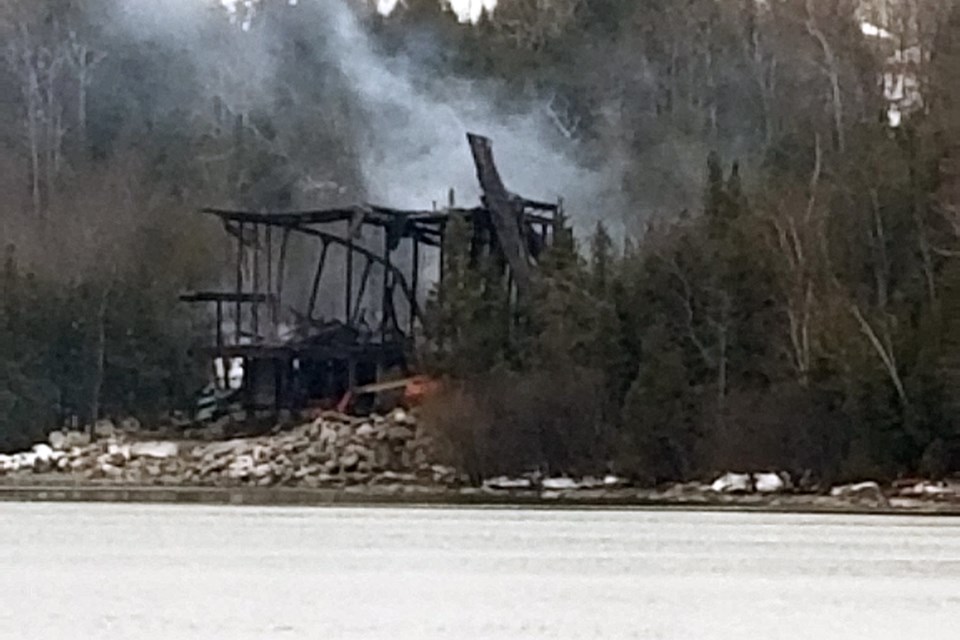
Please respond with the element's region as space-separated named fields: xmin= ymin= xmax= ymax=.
xmin=489 ymin=0 xmax=582 ymax=51
xmin=765 ymin=134 xmax=825 ymax=385
xmin=65 ymin=29 xmax=106 ymax=144
xmin=804 ymin=0 xmax=847 ymax=151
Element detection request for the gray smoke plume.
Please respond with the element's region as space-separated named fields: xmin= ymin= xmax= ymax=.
xmin=114 ymin=0 xmax=629 ymax=234
xmin=313 ymin=0 xmax=628 ymax=232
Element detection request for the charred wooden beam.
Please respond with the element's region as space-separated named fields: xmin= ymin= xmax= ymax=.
xmin=382 ymin=227 xmax=391 ymax=341
xmin=467 ymin=133 xmax=533 ymax=294
xmin=291 ymin=225 xmax=423 ymax=328
xmin=352 ymin=258 xmax=374 ymax=323
xmin=266 ymin=225 xmax=273 ymax=328
xmin=195 ymin=342 xmax=410 ymax=362
xmin=222 ymin=220 xmax=260 ymax=247
xmin=207 ymin=205 xmax=546 ymax=245
xmin=346 ymin=221 xmax=355 ymax=325
xmin=252 ymin=225 xmax=260 ymax=340
xmin=411 ymin=236 xmax=420 ymax=335
xmin=235 ymin=222 xmax=244 ymax=343
xmin=216 ymin=300 xmax=223 ymax=351
xmin=205 ymin=207 xmax=361 ymax=226
xmin=276 ymin=227 xmax=290 ymax=332
xmin=180 ymin=292 xmax=275 ymax=304
xmin=306 ymin=240 xmax=330 ymax=321
xmin=518 ymin=197 xmax=560 ymax=212
xmin=205 ymin=205 xmax=477 ymax=231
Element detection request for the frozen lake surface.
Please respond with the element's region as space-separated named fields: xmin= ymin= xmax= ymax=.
xmin=1 ymin=503 xmax=958 ymax=639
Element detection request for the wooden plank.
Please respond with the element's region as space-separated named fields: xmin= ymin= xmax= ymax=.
xmin=292 ymin=225 xmax=422 ymax=326
xmin=306 ymin=241 xmax=330 ymax=321
xmin=467 ymin=133 xmax=533 ymax=294
xmin=180 ymin=292 xmax=275 ymax=303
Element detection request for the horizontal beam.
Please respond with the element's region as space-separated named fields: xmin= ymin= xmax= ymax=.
xmin=180 ymin=291 xmax=276 ymax=304
xmin=203 ymin=205 xmax=552 ymax=233
xmin=192 ymin=341 xmax=410 ymax=362
xmin=203 ymin=207 xmax=361 ymax=226
xmin=518 ymin=197 xmax=559 ymax=212
xmin=204 ymin=205 xmax=479 ymax=228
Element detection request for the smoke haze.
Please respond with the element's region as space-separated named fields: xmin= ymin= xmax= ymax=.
xmin=315 ymin=1 xmax=625 ymax=226
xmin=114 ymin=0 xmax=628 ymax=233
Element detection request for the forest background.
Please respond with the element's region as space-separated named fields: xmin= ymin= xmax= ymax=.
xmin=3 ymin=0 xmax=960 ymax=485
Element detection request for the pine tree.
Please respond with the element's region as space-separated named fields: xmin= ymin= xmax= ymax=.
xmin=422 ymin=214 xmax=512 ymax=377
xmin=589 ymin=221 xmax=614 ymax=296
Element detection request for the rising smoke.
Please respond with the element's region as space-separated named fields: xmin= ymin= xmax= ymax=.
xmin=315 ymin=0 xmax=628 ymax=231
xmin=113 ymin=0 xmax=630 ymax=234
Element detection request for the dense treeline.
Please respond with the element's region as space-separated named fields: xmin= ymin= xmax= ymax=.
xmin=426 ymin=136 xmax=958 ymax=483
xmin=0 ymin=0 xmax=367 ymax=449
xmin=2 ymin=0 xmax=960 ymax=483
xmin=414 ymin=0 xmax=960 ymax=482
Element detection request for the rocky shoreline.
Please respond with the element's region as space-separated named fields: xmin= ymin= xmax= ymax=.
xmin=2 ymin=481 xmax=959 ymax=515
xmin=0 ymin=409 xmax=456 ymax=489
xmin=2 ymin=411 xmax=960 ymax=514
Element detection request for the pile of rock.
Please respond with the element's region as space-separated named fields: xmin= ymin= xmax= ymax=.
xmin=828 ymin=481 xmax=889 ymax=507
xmin=709 ymin=471 xmax=794 ymax=494
xmin=481 ymin=475 xmax=626 ymax=492
xmin=0 ymin=410 xmax=460 ymax=488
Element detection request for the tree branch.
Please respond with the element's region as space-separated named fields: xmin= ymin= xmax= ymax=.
xmin=849 ymin=302 xmax=908 ymax=408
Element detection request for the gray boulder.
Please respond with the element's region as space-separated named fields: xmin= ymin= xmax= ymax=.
xmin=48 ymin=431 xmax=67 ymax=451
xmin=387 ymin=426 xmax=415 ymax=441
xmin=63 ymin=431 xmax=91 ymax=448
xmin=339 ymin=451 xmax=360 ymax=471
xmin=93 ymin=419 xmax=116 ymax=440
xmin=130 ymin=442 xmax=179 ymax=459
xmin=830 ymin=481 xmax=889 ymax=507
xmin=710 ymin=472 xmax=752 ymax=493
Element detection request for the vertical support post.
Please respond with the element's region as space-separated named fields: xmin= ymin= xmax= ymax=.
xmin=382 ymin=227 xmax=391 ymax=341
xmin=216 ymin=297 xmax=226 ymax=392
xmin=346 ymin=221 xmax=354 ymax=327
xmin=439 ymin=220 xmax=447 ymax=286
xmin=411 ymin=236 xmax=420 ymax=334
xmin=252 ymin=224 xmax=260 ymax=341
xmin=266 ymin=225 xmax=273 ymax=332
xmin=276 ymin=227 xmax=290 ymax=338
xmin=352 ymin=259 xmax=373 ymax=323
xmin=216 ymin=300 xmax=223 ymax=350
xmin=555 ymin=197 xmax=564 ymax=239
xmin=505 ymin=269 xmax=514 ymax=343
xmin=440 ymin=187 xmax=454 ymax=316
xmin=274 ymin=356 xmax=283 ymax=411
xmin=307 ymin=241 xmax=329 ymax=321
xmin=235 ymin=221 xmax=243 ymax=344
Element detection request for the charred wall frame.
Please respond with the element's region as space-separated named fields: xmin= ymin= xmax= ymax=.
xmin=181 ymin=133 xmax=563 ymax=414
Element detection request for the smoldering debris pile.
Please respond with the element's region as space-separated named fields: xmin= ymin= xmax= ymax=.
xmin=0 ymin=410 xmax=459 ymax=488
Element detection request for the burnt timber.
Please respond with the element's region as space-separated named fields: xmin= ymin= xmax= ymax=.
xmin=182 ymin=133 xmax=564 ymax=413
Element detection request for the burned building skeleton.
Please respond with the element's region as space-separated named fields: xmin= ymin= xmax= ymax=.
xmin=182 ymin=134 xmax=564 ymax=414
